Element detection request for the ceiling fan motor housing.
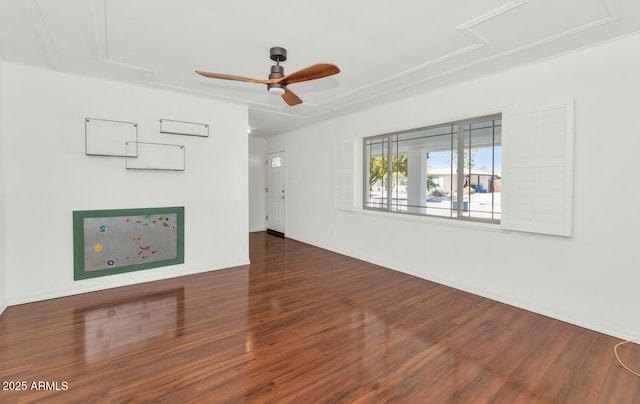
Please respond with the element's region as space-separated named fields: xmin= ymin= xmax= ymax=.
xmin=270 ymin=64 xmax=284 ymax=79
xmin=268 ymin=49 xmax=287 ymax=94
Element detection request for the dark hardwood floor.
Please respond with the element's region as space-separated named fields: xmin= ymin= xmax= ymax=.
xmin=0 ymin=232 xmax=638 ymax=403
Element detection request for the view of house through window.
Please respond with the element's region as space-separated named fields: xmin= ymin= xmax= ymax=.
xmin=364 ymin=114 xmax=501 ymax=223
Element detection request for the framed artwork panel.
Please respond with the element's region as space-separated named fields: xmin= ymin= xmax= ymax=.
xmin=73 ymin=206 xmax=184 ymax=280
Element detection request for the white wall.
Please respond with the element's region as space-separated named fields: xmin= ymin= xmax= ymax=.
xmin=249 ymin=137 xmax=266 ymax=232
xmin=3 ymin=63 xmax=249 ymax=305
xmin=0 ymin=61 xmax=7 ymax=314
xmin=267 ymin=33 xmax=640 ymax=340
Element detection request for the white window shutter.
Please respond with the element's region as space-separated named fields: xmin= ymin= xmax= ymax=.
xmin=502 ymin=99 xmax=574 ymax=236
xmin=334 ymin=139 xmax=357 ymax=211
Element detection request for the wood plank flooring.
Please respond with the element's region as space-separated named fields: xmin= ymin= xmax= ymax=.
xmin=0 ymin=231 xmax=638 ymax=403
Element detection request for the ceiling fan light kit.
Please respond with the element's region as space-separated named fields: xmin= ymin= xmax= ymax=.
xmin=268 ymin=83 xmax=286 ymax=95
xmin=196 ymin=46 xmax=340 ymax=106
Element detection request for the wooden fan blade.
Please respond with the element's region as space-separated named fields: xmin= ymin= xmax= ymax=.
xmin=282 ymin=87 xmax=303 ymax=106
xmin=279 ymin=63 xmax=340 ymax=85
xmin=195 ymin=70 xmax=274 ymax=84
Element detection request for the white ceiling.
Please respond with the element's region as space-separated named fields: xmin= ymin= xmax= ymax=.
xmin=1 ymin=0 xmax=639 ymax=137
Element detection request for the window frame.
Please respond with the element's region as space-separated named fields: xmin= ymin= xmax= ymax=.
xmin=362 ymin=113 xmax=502 ymax=224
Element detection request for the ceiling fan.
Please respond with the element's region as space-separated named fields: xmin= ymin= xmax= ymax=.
xmin=195 ymin=47 xmax=340 ymax=106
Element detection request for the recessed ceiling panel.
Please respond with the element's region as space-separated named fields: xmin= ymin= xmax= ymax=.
xmin=2 ymin=0 xmax=640 ymax=137
xmin=34 ymin=0 xmax=97 ymax=62
xmin=470 ymin=0 xmax=611 ymax=50
xmin=0 ymin=1 xmax=54 ymax=67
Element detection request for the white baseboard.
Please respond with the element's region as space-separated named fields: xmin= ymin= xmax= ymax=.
xmin=284 ymin=233 xmax=638 ymax=342
xmin=7 ymin=259 xmax=250 ymax=307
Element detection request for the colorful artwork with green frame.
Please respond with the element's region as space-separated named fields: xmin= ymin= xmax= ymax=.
xmin=73 ymin=207 xmax=184 ymax=280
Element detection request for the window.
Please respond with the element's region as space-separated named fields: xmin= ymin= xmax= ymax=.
xmin=363 ymin=114 xmax=502 ymax=223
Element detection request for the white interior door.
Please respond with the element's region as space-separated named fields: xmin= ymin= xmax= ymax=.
xmin=267 ymin=151 xmax=286 ymax=235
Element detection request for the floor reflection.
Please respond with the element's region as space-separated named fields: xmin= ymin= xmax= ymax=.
xmin=0 ymin=232 xmax=628 ymax=401
xmin=74 ymin=288 xmax=184 ymax=364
